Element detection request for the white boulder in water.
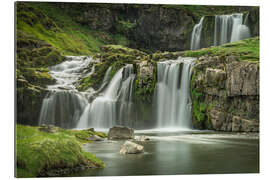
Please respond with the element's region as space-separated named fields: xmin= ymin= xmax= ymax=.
xmin=120 ymin=141 xmax=144 ymax=155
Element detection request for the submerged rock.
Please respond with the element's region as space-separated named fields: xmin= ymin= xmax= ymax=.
xmin=137 ymin=135 xmax=150 ymax=142
xmin=88 ymin=135 xmax=104 ymax=141
xmin=120 ymin=141 xmax=144 ymax=155
xmin=108 ymin=126 xmax=134 ymax=140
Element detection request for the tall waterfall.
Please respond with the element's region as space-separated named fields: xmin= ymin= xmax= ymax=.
xmin=77 ymin=64 xmax=136 ymax=129
xmin=214 ymin=13 xmax=250 ymax=46
xmin=154 ymin=57 xmax=195 ymax=130
xmin=39 ymin=56 xmax=92 ymax=128
xmin=190 ymin=17 xmax=204 ymax=50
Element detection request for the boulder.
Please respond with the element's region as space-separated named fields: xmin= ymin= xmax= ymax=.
xmin=88 ymin=135 xmax=104 ymax=141
xmin=120 ymin=141 xmax=144 ymax=155
xmin=39 ymin=124 xmax=58 ymax=133
xmin=86 ymin=128 xmax=95 ymax=132
xmin=107 ymin=126 xmax=134 ymax=140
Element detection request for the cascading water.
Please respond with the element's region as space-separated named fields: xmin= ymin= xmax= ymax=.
xmin=190 ymin=17 xmax=204 ymax=50
xmin=77 ymin=64 xmax=136 ymax=129
xmin=154 ymin=57 xmax=195 ymax=130
xmin=214 ymin=13 xmax=250 ymax=46
xmin=39 ymin=56 xmax=92 ymax=128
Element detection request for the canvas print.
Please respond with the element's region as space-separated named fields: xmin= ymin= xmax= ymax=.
xmin=15 ymin=1 xmax=259 ymax=177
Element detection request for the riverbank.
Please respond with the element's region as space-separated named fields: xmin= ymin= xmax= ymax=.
xmin=16 ymin=124 xmax=105 ymax=177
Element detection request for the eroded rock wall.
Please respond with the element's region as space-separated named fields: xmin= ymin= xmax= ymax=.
xmin=191 ymin=56 xmax=259 ymax=132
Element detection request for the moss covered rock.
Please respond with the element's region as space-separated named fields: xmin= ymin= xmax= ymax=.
xmin=16 ymin=125 xmax=105 ymax=177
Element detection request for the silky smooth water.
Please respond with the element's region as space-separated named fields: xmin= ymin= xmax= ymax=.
xmin=39 ymin=56 xmax=92 ymax=128
xmin=190 ymin=17 xmax=204 ymax=50
xmin=77 ymin=64 xmax=136 ymax=129
xmin=214 ymin=13 xmax=250 ymax=46
xmin=154 ymin=57 xmax=194 ymax=129
xmin=68 ymin=132 xmax=259 ymax=176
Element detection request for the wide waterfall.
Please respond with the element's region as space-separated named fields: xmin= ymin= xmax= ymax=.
xmin=214 ymin=13 xmax=250 ymax=46
xmin=154 ymin=57 xmax=195 ymax=130
xmin=190 ymin=17 xmax=204 ymax=50
xmin=77 ymin=64 xmax=136 ymax=129
xmin=39 ymin=56 xmax=92 ymax=128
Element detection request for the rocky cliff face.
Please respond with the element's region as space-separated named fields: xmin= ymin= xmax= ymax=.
xmin=191 ymin=56 xmax=259 ymax=132
xmin=55 ymin=3 xmax=259 ymax=52
xmin=56 ymin=3 xmax=194 ymax=52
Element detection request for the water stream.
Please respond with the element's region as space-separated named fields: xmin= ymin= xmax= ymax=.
xmin=154 ymin=57 xmax=195 ymax=130
xmin=190 ymin=17 xmax=204 ymax=50
xmin=214 ymin=13 xmax=250 ymax=46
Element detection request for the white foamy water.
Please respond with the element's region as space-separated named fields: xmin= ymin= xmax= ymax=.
xmin=154 ymin=57 xmax=195 ymax=129
xmin=39 ymin=56 xmax=93 ymax=128
xmin=214 ymin=13 xmax=250 ymax=46
xmin=190 ymin=16 xmax=204 ymax=50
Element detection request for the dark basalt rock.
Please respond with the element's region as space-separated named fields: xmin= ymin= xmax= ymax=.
xmin=108 ymin=126 xmax=134 ymax=140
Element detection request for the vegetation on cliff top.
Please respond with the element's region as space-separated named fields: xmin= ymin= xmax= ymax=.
xmin=183 ymin=37 xmax=259 ymax=62
xmin=16 ymin=125 xmax=105 ymax=177
xmin=77 ymin=45 xmax=146 ymax=91
xmin=16 ymin=2 xmax=130 ymax=56
xmin=162 ymin=5 xmax=258 ymax=19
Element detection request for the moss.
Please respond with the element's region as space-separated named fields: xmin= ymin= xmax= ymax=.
xmin=16 ymin=2 xmax=116 ymax=55
xmin=16 ymin=125 xmax=105 ymax=177
xmin=134 ymin=60 xmax=157 ymax=103
xmin=183 ymin=37 xmax=259 ymax=62
xmin=20 ymin=67 xmax=55 ymax=87
xmin=77 ymin=45 xmax=145 ymax=91
xmin=102 ymin=44 xmax=147 ymax=56
xmin=162 ymin=5 xmax=255 ymax=19
xmin=74 ymin=129 xmax=107 ymax=142
xmin=116 ymin=20 xmax=137 ymax=37
xmin=190 ymin=69 xmax=210 ymax=129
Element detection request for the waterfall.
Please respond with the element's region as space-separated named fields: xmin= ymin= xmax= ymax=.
xmin=214 ymin=13 xmax=250 ymax=46
xmin=154 ymin=57 xmax=195 ymax=130
xmin=39 ymin=56 xmax=92 ymax=128
xmin=190 ymin=17 xmax=204 ymax=50
xmin=102 ymin=66 xmax=112 ymax=85
xmin=77 ymin=64 xmax=136 ymax=129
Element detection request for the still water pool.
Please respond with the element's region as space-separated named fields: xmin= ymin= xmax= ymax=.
xmin=69 ymin=130 xmax=259 ymax=176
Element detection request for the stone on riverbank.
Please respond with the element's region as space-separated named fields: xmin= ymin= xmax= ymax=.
xmin=108 ymin=126 xmax=134 ymax=140
xmin=88 ymin=135 xmax=105 ymax=141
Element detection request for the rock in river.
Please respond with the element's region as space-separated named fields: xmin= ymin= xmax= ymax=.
xmin=137 ymin=135 xmax=150 ymax=141
xmin=120 ymin=141 xmax=144 ymax=155
xmin=108 ymin=126 xmax=134 ymax=140
xmin=88 ymin=135 xmax=104 ymax=141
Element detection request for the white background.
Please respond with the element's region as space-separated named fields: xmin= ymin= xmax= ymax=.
xmin=0 ymin=0 xmax=268 ymax=179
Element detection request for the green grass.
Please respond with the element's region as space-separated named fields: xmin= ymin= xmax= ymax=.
xmin=16 ymin=2 xmax=105 ymax=55
xmin=16 ymin=125 xmax=105 ymax=177
xmin=16 ymin=2 xmax=130 ymax=56
xmin=183 ymin=37 xmax=259 ymax=62
xmin=162 ymin=5 xmax=257 ymax=18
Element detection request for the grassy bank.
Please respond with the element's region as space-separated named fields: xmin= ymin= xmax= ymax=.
xmin=183 ymin=36 xmax=259 ymax=62
xmin=16 ymin=2 xmax=129 ymax=56
xmin=16 ymin=125 xmax=105 ymax=177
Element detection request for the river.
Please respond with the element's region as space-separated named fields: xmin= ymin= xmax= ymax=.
xmin=68 ymin=130 xmax=259 ymax=176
